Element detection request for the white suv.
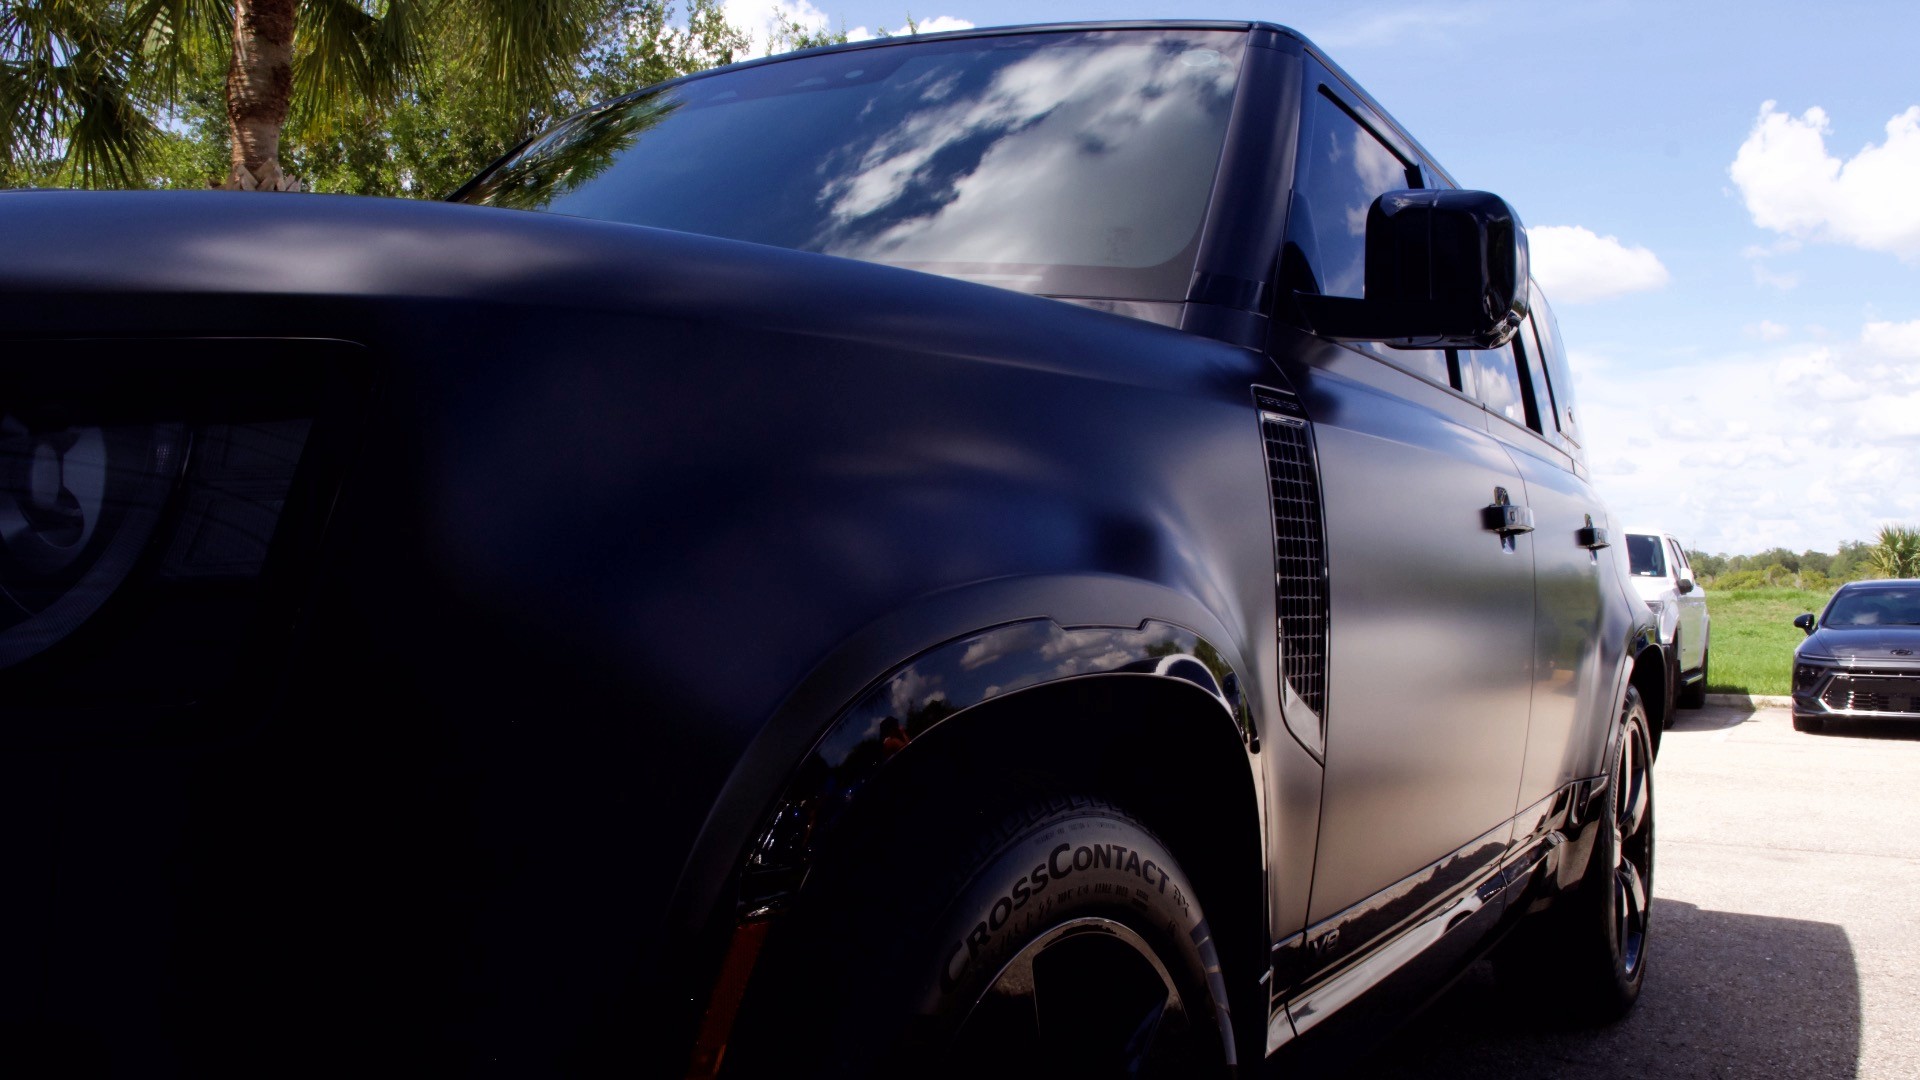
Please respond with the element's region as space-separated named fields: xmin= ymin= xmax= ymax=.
xmin=1625 ymin=529 xmax=1710 ymax=710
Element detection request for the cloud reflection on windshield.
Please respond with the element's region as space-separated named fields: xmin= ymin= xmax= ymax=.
xmin=811 ymin=41 xmax=1240 ymax=275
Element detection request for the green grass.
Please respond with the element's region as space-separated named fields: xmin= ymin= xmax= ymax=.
xmin=1702 ymin=586 xmax=1831 ymax=696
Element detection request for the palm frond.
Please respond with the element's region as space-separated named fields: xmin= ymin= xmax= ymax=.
xmin=1 ymin=0 xmax=160 ymax=186
xmin=123 ymin=0 xmax=230 ymax=104
xmin=294 ymin=0 xmax=384 ymax=124
xmin=459 ymin=0 xmax=595 ymax=108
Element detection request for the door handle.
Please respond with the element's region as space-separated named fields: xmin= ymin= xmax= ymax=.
xmin=1482 ymin=488 xmax=1534 ymax=535
xmin=1577 ymin=514 xmax=1610 ymax=550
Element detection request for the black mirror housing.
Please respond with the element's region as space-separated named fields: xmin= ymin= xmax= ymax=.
xmin=1294 ymin=189 xmax=1531 ymax=350
xmin=1677 ymin=578 xmax=1695 ymax=594
xmin=1793 ymin=613 xmax=1816 ymax=635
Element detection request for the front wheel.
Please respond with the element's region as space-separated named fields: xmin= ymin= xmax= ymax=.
xmin=1497 ymin=684 xmax=1655 ymax=1023
xmin=727 ymin=796 xmax=1235 ymax=1078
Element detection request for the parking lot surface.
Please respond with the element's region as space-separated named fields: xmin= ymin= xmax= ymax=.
xmin=1357 ymin=705 xmax=1920 ymax=1079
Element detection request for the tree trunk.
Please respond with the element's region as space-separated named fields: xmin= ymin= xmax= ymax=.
xmin=225 ymin=0 xmax=301 ymax=191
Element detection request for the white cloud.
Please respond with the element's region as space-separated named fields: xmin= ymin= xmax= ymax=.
xmin=722 ymin=1 xmax=973 ymax=55
xmin=1746 ymin=320 xmax=1791 ymax=341
xmin=1863 ymin=318 xmax=1920 ymax=358
xmin=1750 ymin=263 xmax=1800 ymax=291
xmin=1528 ymin=225 xmax=1670 ymax=304
xmin=1729 ymin=101 xmax=1920 ymax=259
xmin=1581 ymin=320 xmax=1920 ymax=553
xmin=865 ymin=16 xmax=975 ymax=38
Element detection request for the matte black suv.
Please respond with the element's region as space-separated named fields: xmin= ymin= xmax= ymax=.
xmin=0 ymin=21 xmax=1665 ymax=1077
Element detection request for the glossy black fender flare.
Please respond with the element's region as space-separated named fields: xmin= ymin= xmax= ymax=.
xmin=736 ymin=614 xmax=1255 ymax=914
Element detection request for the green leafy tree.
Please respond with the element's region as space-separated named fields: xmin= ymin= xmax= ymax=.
xmin=1797 ymin=549 xmax=1832 ymax=576
xmin=3 ymin=0 xmax=641 ymax=192
xmin=1830 ymin=539 xmax=1873 ymax=582
xmin=282 ymin=1 xmax=745 ymax=198
xmin=765 ymin=8 xmax=847 ymax=53
xmin=1688 ymin=551 xmax=1727 ymax=580
xmin=1866 ymin=524 xmax=1920 ymax=579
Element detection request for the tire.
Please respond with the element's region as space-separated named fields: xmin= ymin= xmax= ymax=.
xmin=727 ymin=795 xmax=1235 ymax=1078
xmin=1497 ymin=684 xmax=1654 ymax=1024
xmin=1677 ymin=638 xmax=1708 ymax=709
xmin=1793 ymin=713 xmax=1826 ymax=733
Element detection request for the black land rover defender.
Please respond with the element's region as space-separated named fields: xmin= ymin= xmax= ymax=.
xmin=0 ymin=21 xmax=1664 ymax=1077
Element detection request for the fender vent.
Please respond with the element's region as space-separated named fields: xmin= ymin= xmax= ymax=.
xmin=1259 ymin=401 xmax=1328 ymax=720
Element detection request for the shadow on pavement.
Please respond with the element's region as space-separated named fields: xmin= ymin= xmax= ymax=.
xmin=1352 ymin=900 xmax=1861 ymax=1078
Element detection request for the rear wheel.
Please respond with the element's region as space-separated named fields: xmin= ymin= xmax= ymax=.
xmin=1498 ymin=684 xmax=1654 ymax=1023
xmin=727 ymin=795 xmax=1235 ymax=1078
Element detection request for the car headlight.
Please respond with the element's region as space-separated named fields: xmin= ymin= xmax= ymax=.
xmin=1793 ymin=663 xmax=1827 ymax=692
xmin=0 ymin=416 xmax=186 ymax=669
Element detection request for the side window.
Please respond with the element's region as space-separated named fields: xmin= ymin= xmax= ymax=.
xmin=1461 ymin=343 xmax=1526 ymax=427
xmin=1290 ymin=87 xmax=1449 ymax=385
xmin=1386 ymin=347 xmax=1451 ymax=387
xmin=1531 ymin=291 xmax=1582 ymax=448
xmin=1627 ymin=534 xmax=1666 ymax=577
xmin=1292 ymin=89 xmax=1416 ymax=300
xmin=1512 ymin=317 xmax=1552 ymax=435
xmin=1668 ymin=539 xmax=1689 ymax=580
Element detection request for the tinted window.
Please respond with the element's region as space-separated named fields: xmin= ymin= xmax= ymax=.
xmin=1382 ymin=347 xmax=1451 ymax=386
xmin=1825 ymin=589 xmax=1920 ymax=627
xmin=1626 ymin=534 xmax=1666 ymax=577
xmin=1531 ymin=291 xmax=1582 ymax=447
xmin=1463 ymin=343 xmax=1526 ymax=426
xmin=1292 ymin=89 xmax=1413 ymax=299
xmin=460 ymin=30 xmax=1246 ymax=301
xmin=1513 ymin=317 xmax=1552 ymax=434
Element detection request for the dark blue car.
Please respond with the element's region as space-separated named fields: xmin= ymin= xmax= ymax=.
xmin=1793 ymin=580 xmax=1920 ymax=731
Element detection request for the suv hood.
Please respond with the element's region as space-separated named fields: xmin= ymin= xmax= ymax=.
xmin=1799 ymin=625 xmax=1920 ymax=662
xmin=0 ymin=190 xmax=1178 ymax=376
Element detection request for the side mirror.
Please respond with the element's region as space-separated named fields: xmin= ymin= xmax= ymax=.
xmin=1793 ymin=613 xmax=1816 ymax=635
xmin=1677 ymin=579 xmax=1696 ymax=595
xmin=1294 ymin=189 xmax=1530 ymax=350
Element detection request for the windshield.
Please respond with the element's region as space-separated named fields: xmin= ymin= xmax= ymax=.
xmin=457 ymin=29 xmax=1246 ymax=301
xmin=1824 ymin=588 xmax=1920 ymax=627
xmin=1626 ymin=534 xmax=1665 ymax=577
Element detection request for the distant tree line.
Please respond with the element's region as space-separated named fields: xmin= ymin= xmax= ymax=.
xmin=1689 ymin=524 xmax=1920 ymax=591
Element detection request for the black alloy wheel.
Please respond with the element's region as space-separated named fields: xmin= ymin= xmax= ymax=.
xmin=953 ymin=916 xmax=1203 ymax=1074
xmin=1609 ymin=702 xmax=1655 ymax=982
xmin=1495 ymin=684 xmax=1655 ymax=1022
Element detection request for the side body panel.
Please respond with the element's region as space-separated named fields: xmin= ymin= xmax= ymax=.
xmin=0 ymin=191 xmax=1304 ymax=1072
xmin=1494 ymin=424 xmax=1622 ymax=807
xmin=1274 ymin=335 xmax=1534 ymax=929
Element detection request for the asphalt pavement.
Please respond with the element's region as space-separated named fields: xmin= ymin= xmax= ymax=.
xmin=1356 ymin=704 xmax=1920 ymax=1079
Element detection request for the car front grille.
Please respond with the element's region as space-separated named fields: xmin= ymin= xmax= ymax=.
xmin=1820 ymin=673 xmax=1920 ymax=714
xmin=1261 ymin=409 xmax=1328 ymax=721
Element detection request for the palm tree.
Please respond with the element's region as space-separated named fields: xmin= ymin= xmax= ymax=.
xmin=1866 ymin=524 xmax=1920 ymax=580
xmin=3 ymin=0 xmax=603 ymax=191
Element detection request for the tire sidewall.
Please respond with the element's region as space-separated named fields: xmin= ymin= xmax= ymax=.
xmin=919 ymin=808 xmax=1215 ymax=1027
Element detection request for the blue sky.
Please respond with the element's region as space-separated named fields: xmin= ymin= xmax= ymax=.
xmin=719 ymin=1 xmax=1920 ymax=555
